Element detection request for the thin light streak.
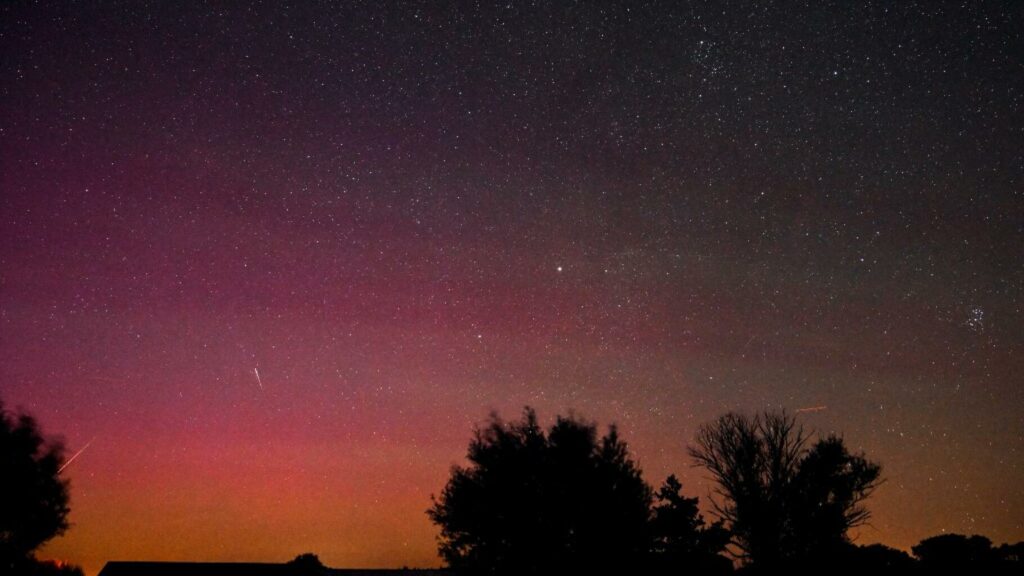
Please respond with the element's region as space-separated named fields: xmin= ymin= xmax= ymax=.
xmin=58 ymin=437 xmax=95 ymax=474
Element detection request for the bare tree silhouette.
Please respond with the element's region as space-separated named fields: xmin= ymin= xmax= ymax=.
xmin=689 ymin=410 xmax=880 ymax=571
xmin=650 ymin=475 xmax=733 ymax=575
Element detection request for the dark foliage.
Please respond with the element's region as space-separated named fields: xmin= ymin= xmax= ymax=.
xmin=689 ymin=411 xmax=881 ymax=571
xmin=428 ymin=408 xmax=650 ymax=574
xmin=839 ymin=544 xmax=917 ymax=575
xmin=791 ymin=543 xmax=915 ymax=576
xmin=0 ymin=400 xmax=74 ymax=574
xmin=650 ymin=475 xmax=733 ymax=575
xmin=429 ymin=407 xmax=729 ymax=575
xmin=913 ymin=533 xmax=1023 ymax=575
xmin=995 ymin=541 xmax=1024 ymax=564
xmin=789 ymin=435 xmax=882 ymax=564
xmin=287 ymin=553 xmax=325 ymax=574
xmin=913 ymin=533 xmax=994 ymax=568
xmin=734 ymin=542 xmax=916 ymax=576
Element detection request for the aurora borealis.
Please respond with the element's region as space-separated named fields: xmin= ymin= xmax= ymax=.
xmin=1 ymin=2 xmax=1021 ymax=575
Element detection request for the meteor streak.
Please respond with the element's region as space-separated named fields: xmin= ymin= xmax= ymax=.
xmin=58 ymin=437 xmax=95 ymax=474
xmin=795 ymin=405 xmax=828 ymax=414
xmin=254 ymin=367 xmax=264 ymax=390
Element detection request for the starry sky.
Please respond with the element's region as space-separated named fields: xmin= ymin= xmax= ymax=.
xmin=1 ymin=2 xmax=1021 ymax=575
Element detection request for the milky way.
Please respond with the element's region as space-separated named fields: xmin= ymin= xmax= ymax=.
xmin=1 ymin=3 xmax=1021 ymax=575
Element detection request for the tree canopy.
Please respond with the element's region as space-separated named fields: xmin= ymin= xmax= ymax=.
xmin=912 ymin=533 xmax=1024 ymax=575
xmin=650 ymin=474 xmax=732 ymax=575
xmin=0 ymin=400 xmax=76 ymax=575
xmin=287 ymin=553 xmax=326 ymax=575
xmin=429 ymin=407 xmax=728 ymax=575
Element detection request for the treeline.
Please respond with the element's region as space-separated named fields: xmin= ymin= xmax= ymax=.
xmin=429 ymin=407 xmax=1023 ymax=575
xmin=2 ymin=398 xmax=1020 ymax=575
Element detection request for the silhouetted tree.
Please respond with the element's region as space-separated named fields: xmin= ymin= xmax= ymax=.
xmin=909 ymin=534 xmax=1024 ymax=575
xmin=790 ymin=435 xmax=882 ymax=565
xmin=650 ymin=474 xmax=732 ymax=575
xmin=287 ymin=553 xmax=326 ymax=575
xmin=689 ymin=410 xmax=881 ymax=571
xmin=428 ymin=407 xmax=653 ymax=575
xmin=913 ymin=533 xmax=997 ymax=573
xmin=1 ymin=400 xmax=74 ymax=574
xmin=831 ymin=543 xmax=916 ymax=576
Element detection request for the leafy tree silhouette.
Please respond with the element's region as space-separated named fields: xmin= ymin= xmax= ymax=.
xmin=0 ymin=399 xmax=81 ymax=575
xmin=689 ymin=410 xmax=881 ymax=572
xmin=907 ymin=534 xmax=1024 ymax=575
xmin=838 ymin=543 xmax=916 ymax=575
xmin=429 ymin=407 xmax=666 ymax=575
xmin=650 ymin=475 xmax=733 ymax=575
xmin=789 ymin=435 xmax=882 ymax=565
xmin=287 ymin=553 xmax=326 ymax=575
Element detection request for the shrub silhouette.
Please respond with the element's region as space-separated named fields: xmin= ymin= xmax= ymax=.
xmin=830 ymin=543 xmax=916 ymax=576
xmin=913 ymin=533 xmax=994 ymax=568
xmin=789 ymin=435 xmax=882 ymax=565
xmin=912 ymin=533 xmax=1024 ymax=574
xmin=287 ymin=553 xmax=326 ymax=575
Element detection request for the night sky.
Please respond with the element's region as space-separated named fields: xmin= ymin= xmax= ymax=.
xmin=1 ymin=2 xmax=1021 ymax=575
